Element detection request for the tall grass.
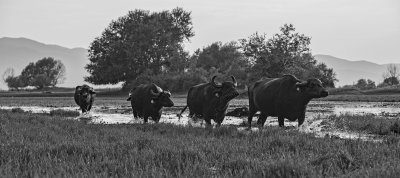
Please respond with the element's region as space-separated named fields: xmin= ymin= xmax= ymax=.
xmin=1 ymin=110 xmax=400 ymax=177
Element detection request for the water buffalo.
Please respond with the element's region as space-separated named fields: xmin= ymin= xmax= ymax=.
xmin=247 ymin=74 xmax=329 ymax=128
xmin=74 ymin=85 xmax=96 ymax=114
xmin=178 ymin=76 xmax=240 ymax=127
xmin=127 ymin=83 xmax=174 ymax=123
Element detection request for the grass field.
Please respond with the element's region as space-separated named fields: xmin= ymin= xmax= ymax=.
xmin=1 ymin=92 xmax=400 ymax=177
xmin=1 ymin=110 xmax=400 ymax=177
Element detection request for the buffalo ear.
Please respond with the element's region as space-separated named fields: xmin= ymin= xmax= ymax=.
xmin=76 ymin=86 xmax=82 ymax=91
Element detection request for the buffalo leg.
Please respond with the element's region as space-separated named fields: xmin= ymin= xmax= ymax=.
xmin=298 ymin=116 xmax=305 ymax=126
xmin=278 ymin=117 xmax=285 ymax=127
xmin=257 ymin=112 xmax=267 ymax=128
xmin=204 ymin=118 xmax=212 ymax=128
xmin=133 ymin=110 xmax=138 ymax=119
xmin=81 ymin=106 xmax=86 ymax=114
xmin=247 ymin=109 xmax=257 ymax=129
xmin=297 ymin=111 xmax=306 ymax=127
xmin=153 ymin=113 xmax=161 ymax=123
xmin=143 ymin=115 xmax=149 ymax=123
xmin=216 ymin=121 xmax=222 ymax=128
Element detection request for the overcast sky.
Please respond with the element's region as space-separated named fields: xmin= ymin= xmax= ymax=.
xmin=1 ymin=0 xmax=399 ymax=64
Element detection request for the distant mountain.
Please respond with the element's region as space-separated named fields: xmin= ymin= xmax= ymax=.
xmin=0 ymin=37 xmax=89 ymax=90
xmin=314 ymin=54 xmax=400 ymax=87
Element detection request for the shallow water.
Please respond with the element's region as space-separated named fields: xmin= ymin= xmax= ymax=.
xmin=1 ymin=100 xmax=399 ymax=142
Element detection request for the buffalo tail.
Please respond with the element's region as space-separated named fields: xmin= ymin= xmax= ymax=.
xmin=177 ymin=105 xmax=188 ymax=120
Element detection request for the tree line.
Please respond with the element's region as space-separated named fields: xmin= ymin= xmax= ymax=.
xmin=85 ymin=7 xmax=338 ymax=92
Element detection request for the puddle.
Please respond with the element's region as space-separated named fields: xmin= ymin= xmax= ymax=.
xmin=1 ymin=100 xmax=399 ymax=142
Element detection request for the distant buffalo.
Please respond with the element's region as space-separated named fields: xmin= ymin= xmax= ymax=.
xmin=127 ymin=83 xmax=174 ymax=123
xmin=247 ymin=75 xmax=329 ymax=128
xmin=178 ymin=76 xmax=239 ymax=127
xmin=226 ymin=107 xmax=249 ymax=117
xmin=74 ymin=85 xmax=96 ymax=114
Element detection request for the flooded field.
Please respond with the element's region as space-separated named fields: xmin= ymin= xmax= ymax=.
xmin=1 ymin=96 xmax=399 ymax=141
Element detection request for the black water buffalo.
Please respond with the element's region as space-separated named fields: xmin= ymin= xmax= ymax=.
xmin=178 ymin=76 xmax=240 ymax=127
xmin=127 ymin=83 xmax=174 ymax=123
xmin=74 ymin=85 xmax=96 ymax=114
xmin=247 ymin=74 xmax=329 ymax=128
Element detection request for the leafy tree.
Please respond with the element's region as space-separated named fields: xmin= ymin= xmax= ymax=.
xmin=366 ymin=79 xmax=376 ymax=89
xmin=85 ymin=7 xmax=194 ymax=87
xmin=239 ymin=24 xmax=337 ymax=87
xmin=3 ymin=68 xmax=25 ymax=91
xmin=20 ymin=57 xmax=66 ymax=89
xmin=383 ymin=77 xmax=399 ymax=86
xmin=191 ymin=41 xmax=248 ymax=86
xmin=5 ymin=76 xmax=25 ymax=91
xmin=355 ymin=79 xmax=367 ymax=89
xmin=355 ymin=78 xmax=376 ymax=90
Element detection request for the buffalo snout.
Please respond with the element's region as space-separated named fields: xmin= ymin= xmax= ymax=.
xmin=320 ymin=90 xmax=329 ymax=97
xmin=165 ymin=101 xmax=174 ymax=107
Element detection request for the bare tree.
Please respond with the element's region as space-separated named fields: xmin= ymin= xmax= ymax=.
xmin=2 ymin=68 xmax=15 ymax=83
xmin=383 ymin=64 xmax=400 ymax=85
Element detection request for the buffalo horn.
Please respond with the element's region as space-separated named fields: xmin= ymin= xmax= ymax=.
xmin=164 ymin=90 xmax=171 ymax=97
xmin=231 ymin=76 xmax=237 ymax=87
xmin=211 ymin=76 xmax=222 ymax=88
xmin=295 ymin=81 xmax=308 ymax=87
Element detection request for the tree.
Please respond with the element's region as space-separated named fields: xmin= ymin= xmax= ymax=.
xmin=355 ymin=79 xmax=367 ymax=89
xmin=355 ymin=78 xmax=376 ymax=90
xmin=85 ymin=7 xmax=194 ymax=87
xmin=3 ymin=68 xmax=25 ymax=91
xmin=5 ymin=76 xmax=25 ymax=91
xmin=382 ymin=64 xmax=400 ymax=85
xmin=366 ymin=79 xmax=376 ymax=89
xmin=191 ymin=41 xmax=248 ymax=85
xmin=20 ymin=57 xmax=66 ymax=89
xmin=239 ymin=24 xmax=337 ymax=87
xmin=2 ymin=68 xmax=15 ymax=83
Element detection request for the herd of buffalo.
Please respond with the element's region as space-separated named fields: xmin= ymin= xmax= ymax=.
xmin=74 ymin=74 xmax=329 ymax=128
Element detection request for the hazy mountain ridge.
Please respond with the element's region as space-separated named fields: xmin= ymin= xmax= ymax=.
xmin=0 ymin=37 xmax=89 ymax=90
xmin=0 ymin=37 xmax=398 ymax=89
xmin=314 ymin=54 xmax=400 ymax=87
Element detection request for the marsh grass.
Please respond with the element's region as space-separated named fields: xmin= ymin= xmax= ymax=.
xmin=326 ymin=114 xmax=400 ymax=135
xmin=1 ymin=110 xmax=400 ymax=177
xmin=49 ymin=109 xmax=80 ymax=117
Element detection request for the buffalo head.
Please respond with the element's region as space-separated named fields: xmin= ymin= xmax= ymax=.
xmin=296 ymin=78 xmax=329 ymax=98
xmin=211 ymin=75 xmax=240 ymax=103
xmin=76 ymin=85 xmax=96 ymax=99
xmin=150 ymin=87 xmax=174 ymax=107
